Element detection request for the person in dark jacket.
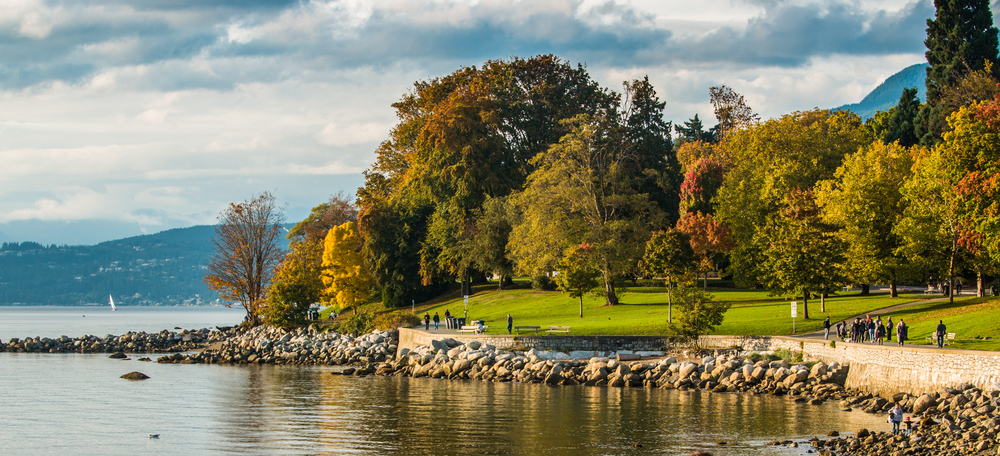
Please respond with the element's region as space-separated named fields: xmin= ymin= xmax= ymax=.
xmin=823 ymin=316 xmax=831 ymax=340
xmin=424 ymin=313 xmax=430 ymax=330
xmin=896 ymin=319 xmax=907 ymax=346
xmin=433 ymin=312 xmax=440 ymax=330
xmin=936 ymin=320 xmax=947 ymax=348
xmin=506 ymin=314 xmax=513 ymax=334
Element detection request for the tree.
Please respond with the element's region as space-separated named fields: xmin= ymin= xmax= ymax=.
xmin=322 ymin=221 xmax=374 ymax=314
xmin=263 ymin=242 xmax=325 ymax=328
xmin=676 ymin=211 xmax=735 ymax=290
xmin=714 ymin=109 xmax=869 ymax=288
xmin=760 ymin=189 xmax=846 ymax=317
xmin=642 ymin=229 xmax=696 ymax=323
xmin=286 ymin=192 xmax=357 ymax=247
xmin=709 ymin=85 xmax=760 ymax=139
xmin=895 ymin=147 xmax=965 ymax=304
xmin=883 ymin=88 xmax=921 ymax=148
xmin=916 ymin=0 xmax=999 ymax=145
xmin=678 ymin=158 xmax=727 ymax=215
xmin=204 ymin=192 xmax=286 ymax=325
xmin=674 ymin=114 xmax=718 ymax=145
xmin=817 ymin=141 xmax=914 ymax=297
xmin=668 ymin=277 xmax=732 ymax=342
xmin=555 ymin=243 xmax=602 ymax=318
xmin=510 ymin=114 xmax=664 ymax=306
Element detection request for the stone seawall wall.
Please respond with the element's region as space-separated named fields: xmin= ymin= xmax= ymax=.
xmin=700 ymin=335 xmax=1000 ymax=396
xmin=397 ymin=328 xmax=683 ymax=354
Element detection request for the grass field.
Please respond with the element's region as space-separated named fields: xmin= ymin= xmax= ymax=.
xmin=412 ymin=283 xmax=926 ymax=336
xmin=875 ymin=296 xmax=1000 ymax=351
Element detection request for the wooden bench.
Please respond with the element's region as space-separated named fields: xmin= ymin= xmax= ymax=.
xmin=925 ymin=332 xmax=957 ymax=345
xmin=514 ymin=326 xmax=541 ymax=335
xmin=459 ymin=325 xmax=488 ymax=334
xmin=546 ymin=326 xmax=571 ymax=334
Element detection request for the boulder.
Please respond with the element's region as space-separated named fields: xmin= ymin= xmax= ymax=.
xmin=679 ymin=362 xmax=698 ymax=380
xmin=466 ymin=340 xmax=482 ymax=350
xmin=430 ymin=339 xmax=448 ymax=352
xmin=913 ymin=394 xmax=938 ymax=414
xmin=809 ymin=362 xmax=828 ymax=379
xmin=120 ymin=372 xmax=149 ymax=380
xmin=109 ymin=352 xmax=127 ymax=359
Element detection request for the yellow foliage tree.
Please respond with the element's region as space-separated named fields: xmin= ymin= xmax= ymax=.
xmin=322 ymin=221 xmax=373 ymax=314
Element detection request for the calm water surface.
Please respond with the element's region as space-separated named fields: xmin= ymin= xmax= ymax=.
xmin=0 ymin=307 xmax=886 ymax=455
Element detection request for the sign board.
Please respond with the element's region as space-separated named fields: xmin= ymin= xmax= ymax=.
xmin=791 ymin=301 xmax=798 ymax=318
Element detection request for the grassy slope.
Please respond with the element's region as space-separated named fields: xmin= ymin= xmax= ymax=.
xmin=415 ymin=283 xmax=923 ymax=336
xmin=879 ymin=296 xmax=1000 ymax=351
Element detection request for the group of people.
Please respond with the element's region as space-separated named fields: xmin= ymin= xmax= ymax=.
xmin=888 ymin=402 xmax=914 ymax=435
xmin=827 ymin=314 xmax=909 ymax=346
xmin=421 ymin=310 xmax=515 ymax=335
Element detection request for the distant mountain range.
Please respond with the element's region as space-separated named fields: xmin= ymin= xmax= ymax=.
xmin=0 ymin=225 xmax=291 ymax=306
xmin=835 ymin=63 xmax=928 ymax=120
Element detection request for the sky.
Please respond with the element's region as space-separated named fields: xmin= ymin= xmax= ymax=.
xmin=0 ymin=0 xmax=970 ymax=245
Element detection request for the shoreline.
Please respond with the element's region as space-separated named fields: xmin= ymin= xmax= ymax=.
xmin=5 ymin=325 xmax=999 ymax=455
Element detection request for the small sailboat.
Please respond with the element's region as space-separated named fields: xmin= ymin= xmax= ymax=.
xmin=109 ymin=295 xmax=117 ymax=311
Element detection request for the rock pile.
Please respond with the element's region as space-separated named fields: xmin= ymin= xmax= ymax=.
xmin=157 ymin=325 xmax=396 ymax=365
xmin=342 ymin=338 xmax=848 ymax=401
xmin=1 ymin=328 xmax=222 ymax=354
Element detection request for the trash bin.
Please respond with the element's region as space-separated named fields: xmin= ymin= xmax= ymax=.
xmin=446 ymin=317 xmax=456 ymax=329
xmin=455 ymin=317 xmax=466 ymax=328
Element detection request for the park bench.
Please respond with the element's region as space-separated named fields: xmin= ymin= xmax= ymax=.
xmin=514 ymin=326 xmax=541 ymax=335
xmin=546 ymin=326 xmax=572 ymax=334
xmin=925 ymin=332 xmax=957 ymax=345
xmin=459 ymin=325 xmax=488 ymax=334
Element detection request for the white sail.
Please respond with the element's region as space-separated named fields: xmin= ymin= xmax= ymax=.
xmin=109 ymin=295 xmax=117 ymax=311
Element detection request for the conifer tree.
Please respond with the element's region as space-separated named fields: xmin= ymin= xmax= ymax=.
xmin=884 ymin=87 xmax=921 ymax=147
xmin=916 ymin=0 xmax=999 ymax=145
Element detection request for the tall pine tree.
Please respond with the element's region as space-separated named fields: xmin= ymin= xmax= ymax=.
xmin=884 ymin=87 xmax=921 ymax=147
xmin=916 ymin=0 xmax=999 ymax=145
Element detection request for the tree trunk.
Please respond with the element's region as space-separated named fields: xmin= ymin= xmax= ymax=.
xmin=603 ymin=272 xmax=619 ymax=306
xmin=667 ymin=279 xmax=673 ymax=324
xmin=579 ymin=295 xmax=584 ymax=318
xmin=978 ymin=271 xmax=985 ymax=298
xmin=821 ymin=292 xmax=826 ymax=313
xmin=802 ymin=290 xmax=810 ymax=319
xmin=949 ymin=233 xmax=956 ymax=304
xmin=704 ymin=272 xmax=708 ymax=291
xmin=860 ymin=284 xmax=870 ymax=295
xmin=890 ymin=272 xmax=898 ymax=298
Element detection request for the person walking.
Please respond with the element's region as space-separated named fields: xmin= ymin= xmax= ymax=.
xmin=867 ymin=316 xmax=876 ymax=342
xmin=889 ymin=403 xmax=904 ymax=435
xmin=886 ymin=316 xmax=893 ymax=341
xmin=896 ymin=319 xmax=907 ymax=346
xmin=936 ymin=320 xmax=947 ymax=348
xmin=836 ymin=320 xmax=844 ymax=340
xmin=506 ymin=313 xmax=513 ymax=334
xmin=433 ymin=312 xmax=440 ymax=330
xmin=823 ymin=316 xmax=831 ymax=340
xmin=875 ymin=320 xmax=885 ymax=345
xmin=424 ymin=312 xmax=430 ymax=331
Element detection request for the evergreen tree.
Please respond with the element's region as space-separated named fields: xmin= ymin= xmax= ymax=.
xmin=884 ymin=87 xmax=921 ymax=147
xmin=622 ymin=77 xmax=683 ymax=226
xmin=916 ymin=0 xmax=999 ymax=145
xmin=674 ymin=114 xmax=717 ymax=144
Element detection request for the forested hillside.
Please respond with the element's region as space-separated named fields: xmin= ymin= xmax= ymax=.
xmin=0 ymin=226 xmax=221 ymax=306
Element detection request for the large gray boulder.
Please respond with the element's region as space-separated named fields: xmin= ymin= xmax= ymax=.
xmin=679 ymin=362 xmax=698 ymax=380
xmin=913 ymin=394 xmax=938 ymax=414
xmin=430 ymin=339 xmax=449 ymax=352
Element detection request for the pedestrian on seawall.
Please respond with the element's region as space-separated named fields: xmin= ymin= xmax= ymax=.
xmin=506 ymin=313 xmax=513 ymax=334
xmin=823 ymin=316 xmax=831 ymax=340
xmin=433 ymin=312 xmax=440 ymax=330
xmin=424 ymin=313 xmax=430 ymax=331
xmin=936 ymin=320 xmax=947 ymax=348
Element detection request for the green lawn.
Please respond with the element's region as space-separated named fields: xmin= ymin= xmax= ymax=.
xmin=415 ymin=283 xmax=925 ymax=336
xmin=877 ymin=296 xmax=1000 ymax=351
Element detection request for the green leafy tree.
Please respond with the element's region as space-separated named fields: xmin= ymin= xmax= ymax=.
xmin=714 ymin=109 xmax=870 ymax=289
xmin=642 ymin=229 xmax=696 ymax=323
xmin=884 ymin=88 xmax=922 ymax=147
xmin=674 ymin=114 xmax=717 ymax=144
xmin=287 ymin=192 xmax=357 ymax=246
xmin=895 ymin=147 xmax=965 ymax=304
xmin=669 ymin=277 xmax=731 ymax=341
xmin=322 ymin=221 xmax=374 ymax=314
xmin=916 ymin=0 xmax=999 ymax=145
xmin=817 ymin=141 xmax=914 ymax=297
xmin=555 ymin=243 xmax=602 ymax=318
xmin=760 ymin=189 xmax=846 ymax=317
xmin=510 ymin=114 xmax=664 ymax=305
xmin=263 ymin=242 xmax=325 ymax=328
xmin=709 ymin=85 xmax=760 ymax=139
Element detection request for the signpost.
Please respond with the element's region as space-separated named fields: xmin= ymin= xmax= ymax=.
xmin=791 ymin=301 xmax=798 ymax=334
xmin=463 ymin=295 xmax=469 ymax=320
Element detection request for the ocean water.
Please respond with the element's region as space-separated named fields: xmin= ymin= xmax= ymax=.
xmin=0 ymin=307 xmax=886 ymax=455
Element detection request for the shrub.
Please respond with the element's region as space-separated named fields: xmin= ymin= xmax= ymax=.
xmin=830 ymin=340 xmax=836 ymax=348
xmin=531 ymin=275 xmax=557 ymax=291
xmin=339 ymin=312 xmax=375 ymax=336
xmin=773 ymin=348 xmax=794 ymax=362
xmin=374 ymin=311 xmax=421 ymax=331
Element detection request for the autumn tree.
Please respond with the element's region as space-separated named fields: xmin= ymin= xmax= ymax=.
xmin=895 ymin=147 xmax=965 ymax=304
xmin=642 ymin=229 xmax=696 ymax=323
xmin=709 ymin=85 xmax=760 ymax=139
xmin=676 ymin=211 xmax=735 ymax=290
xmin=817 ymin=141 xmax=914 ymax=297
xmin=510 ymin=114 xmax=664 ymax=306
xmin=555 ymin=243 xmax=602 ymax=318
xmin=714 ymin=109 xmax=869 ymax=289
xmin=669 ymin=279 xmax=732 ymax=341
xmin=287 ymin=192 xmax=358 ymax=246
xmin=263 ymin=242 xmax=325 ymax=328
xmin=204 ymin=192 xmax=286 ymax=325
xmin=916 ymin=0 xmax=999 ymax=144
xmin=678 ymin=157 xmax=727 ymax=215
xmin=322 ymin=221 xmax=374 ymax=314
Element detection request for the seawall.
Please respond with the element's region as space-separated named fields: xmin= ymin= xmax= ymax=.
xmin=399 ymin=328 xmax=1000 ymax=396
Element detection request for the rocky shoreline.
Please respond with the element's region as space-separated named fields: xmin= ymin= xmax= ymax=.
xmin=5 ymin=325 xmax=1000 ymax=455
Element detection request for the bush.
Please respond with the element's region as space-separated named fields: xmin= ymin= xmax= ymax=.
xmin=374 ymin=311 xmax=421 ymax=331
xmin=531 ymin=275 xmax=557 ymax=291
xmin=339 ymin=312 xmax=375 ymax=336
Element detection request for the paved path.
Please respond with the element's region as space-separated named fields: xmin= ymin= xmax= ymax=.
xmin=796 ymin=295 xmax=954 ymax=339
